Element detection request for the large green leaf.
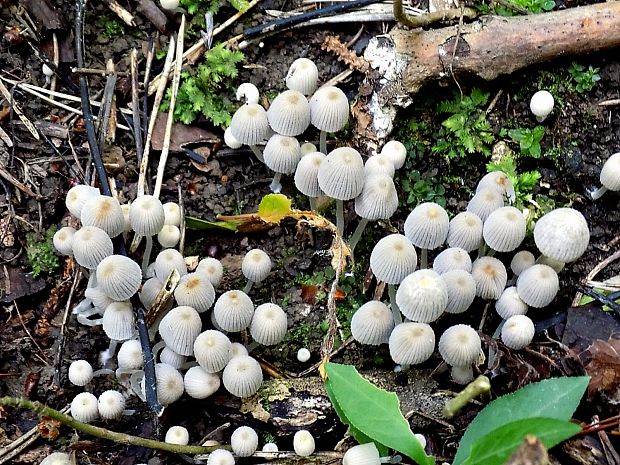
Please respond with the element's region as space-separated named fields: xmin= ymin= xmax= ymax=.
xmin=185 ymin=216 xmax=240 ymax=231
xmin=462 ymin=418 xmax=581 ymax=465
xmin=324 ymin=363 xmax=435 ymax=465
xmin=453 ymin=376 xmax=589 ymax=465
xmin=257 ymin=194 xmax=292 ymax=224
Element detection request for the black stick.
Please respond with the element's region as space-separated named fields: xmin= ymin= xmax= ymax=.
xmin=578 ymin=286 xmax=620 ymax=315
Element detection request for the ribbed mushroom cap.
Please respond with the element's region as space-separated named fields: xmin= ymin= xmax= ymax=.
xmin=174 ymin=272 xmax=215 ymax=313
xmin=516 ymin=264 xmax=559 ymax=308
xmin=222 ymin=354 xmax=263 ymax=397
xmin=162 ymin=202 xmax=182 ymax=226
xmin=230 ymin=342 xmax=249 ymax=358
xmin=224 ymin=127 xmax=242 ymax=149
xmin=139 ymin=277 xmax=163 ymax=311
xmin=96 ymin=255 xmax=142 ymax=301
xmin=230 ymin=103 xmax=269 ymax=145
xmin=510 ymin=250 xmax=536 ymax=276
xmin=477 ymin=171 xmax=515 ymax=201
xmin=242 ymin=249 xmax=272 ymax=283
xmin=395 ymin=269 xmax=448 ymax=323
xmin=40 ymin=452 xmax=71 ymax=465
xmin=483 ymin=206 xmax=526 ymax=252
xmin=214 ymin=290 xmax=254 ymax=332
xmin=159 ymin=306 xmax=202 ymax=356
xmin=501 ymin=315 xmax=535 ymax=349
xmin=467 ymin=188 xmax=504 ymax=222
xmin=438 ymin=324 xmax=481 ymax=366
xmin=533 ymin=208 xmax=590 ymax=262
xmin=68 ymin=359 xmax=94 ymax=386
xmin=102 ymin=301 xmax=135 ymax=341
xmin=293 ymin=430 xmax=315 ymax=457
xmin=263 ymin=134 xmax=302 ymax=174
xmin=97 ymin=390 xmax=125 ymax=420
xmin=154 ymin=363 xmax=184 ymax=405
xmin=433 ymin=247 xmax=472 ymax=275
xmin=156 ymin=226 xmax=179 ymax=250
xmin=160 ymin=347 xmax=186 ymax=369
xmin=184 ymin=365 xmax=221 ymax=399
xmin=84 ymin=286 xmax=114 ymax=312
xmin=309 ymin=86 xmax=349 ymax=132
xmin=285 ymin=58 xmax=319 ymax=95
xmin=343 ymin=443 xmax=381 ymax=465
xmin=129 ymin=195 xmax=165 ymax=236
xmin=530 ymin=90 xmax=554 ymax=120
xmin=300 ymin=142 xmax=317 ymax=154
xmin=65 ymin=184 xmax=100 ymax=219
xmin=317 ymin=147 xmax=365 ymax=200
xmin=471 ymin=257 xmax=507 ymax=300
xmin=495 ymin=286 xmax=528 ymax=319
xmin=53 ymin=226 xmax=76 ymax=256
xmin=236 ymin=82 xmax=260 ymax=104
xmin=351 ymin=301 xmax=394 ymax=345
xmin=404 ymin=202 xmax=449 ymax=250
xmin=196 ymin=257 xmax=224 ymax=288
xmin=231 ymin=426 xmax=259 ymax=457
xmin=294 ymin=151 xmax=326 ymax=198
xmin=355 ymin=174 xmax=399 ymax=220
xmin=370 ymin=234 xmax=417 ymax=284
xmin=441 ymin=269 xmax=476 ymax=314
xmin=536 ymin=255 xmax=565 ymax=273
xmin=194 ymin=330 xmax=231 ymax=373
xmin=447 ymin=211 xmax=483 ymax=252
xmin=600 ymin=152 xmax=620 ymax=191
xmin=81 ymin=195 xmax=125 ymax=238
xmin=297 ymin=348 xmax=311 ymax=362
xmin=117 ymin=339 xmax=143 ymax=369
xmin=267 ymin=90 xmax=311 ymax=136
xmin=388 ymin=322 xmax=435 ymax=365
xmin=70 ymin=392 xmax=99 ymax=423
xmin=207 ymin=449 xmax=235 ymax=465
xmin=72 ymin=226 xmax=113 ymax=269
xmin=250 ymin=303 xmax=288 ymax=346
xmin=364 ymin=153 xmax=396 ymax=178
xmin=451 ymin=365 xmax=474 ymax=385
xmin=165 ymin=426 xmax=190 ymax=445
xmin=155 ymin=249 xmax=187 ymax=280
xmin=380 ymin=140 xmax=407 ymax=170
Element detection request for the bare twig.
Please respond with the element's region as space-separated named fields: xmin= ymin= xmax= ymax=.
xmin=0 ymin=164 xmax=40 ymax=198
xmin=0 ymin=80 xmax=39 ymax=140
xmin=393 ymin=0 xmax=476 ymax=28
xmin=130 ymin=49 xmax=144 ymax=162
xmin=103 ymin=0 xmax=136 ymax=25
xmin=51 ymin=32 xmax=59 ymax=95
xmin=572 ymin=248 xmax=620 ymax=306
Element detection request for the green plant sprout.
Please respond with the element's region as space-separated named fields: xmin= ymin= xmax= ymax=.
xmin=507 ymin=126 xmax=545 ymax=158
xmin=401 ymin=171 xmax=447 ymax=208
xmin=568 ymin=63 xmax=601 ymax=93
xmin=26 ymin=226 xmax=60 ymax=278
xmin=494 ymin=0 xmax=554 ymax=15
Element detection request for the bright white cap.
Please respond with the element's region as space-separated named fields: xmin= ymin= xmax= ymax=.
xmin=395 ymin=269 xmax=448 ymax=323
xmin=388 ymin=322 xmax=435 ymax=365
xmin=477 ymin=171 xmax=515 ymax=201
xmin=242 ymin=249 xmax=272 ymax=283
xmin=174 ymin=272 xmax=216 ymax=313
xmin=65 ymin=184 xmax=100 ymax=219
xmin=163 ymin=202 xmax=182 ymax=226
xmin=102 ymin=302 xmax=135 ymax=341
xmin=40 ymin=452 xmax=71 ymax=465
xmin=236 ymin=82 xmax=260 ymax=104
xmin=96 ymin=254 xmax=142 ymax=301
xmin=293 ymin=430 xmax=315 ymax=457
xmin=165 ymin=426 xmax=190 ymax=445
xmin=250 ymin=303 xmax=288 ymax=346
xmin=84 ymin=286 xmax=114 ymax=312
xmin=467 ymin=188 xmax=504 ymax=222
xmin=196 ymin=257 xmax=224 ymax=288
xmin=70 ymin=392 xmax=99 ymax=423
xmin=155 ymin=249 xmax=188 ymax=280
xmin=194 ymin=330 xmax=232 ymax=373
xmin=354 ymin=174 xmax=399 ymax=221
xmin=433 ymin=247 xmax=472 ymax=275
xmin=447 ymin=212 xmax=483 ymax=252
xmin=309 ymin=86 xmax=349 ymax=132
xmin=160 ymin=347 xmax=186 ymax=369
xmin=80 ymin=196 xmax=125 ymax=238
xmin=495 ymin=286 xmax=528 ymax=319
xmin=262 ymin=443 xmax=279 ymax=452
xmin=294 ymin=151 xmax=326 ymax=198
xmin=129 ymin=195 xmax=165 ymax=236
xmin=68 ymin=359 xmax=93 ymax=386
xmin=230 ymin=342 xmax=249 ymax=358
xmin=159 ymin=306 xmax=202 ymax=356
xmin=471 ymin=257 xmax=507 ymax=300
xmin=317 ymin=147 xmax=365 ymax=200
xmin=297 ymin=348 xmax=311 ymax=362
xmin=516 ymin=264 xmax=559 ymax=308
xmin=213 ymin=290 xmax=254 ymax=332
xmin=286 ymin=58 xmax=318 ymax=96
xmin=263 ymin=134 xmax=302 ymax=174
xmin=351 ymin=301 xmax=394 ymax=345
xmin=483 ymin=206 xmax=526 ymax=253
xmin=451 ymin=365 xmax=474 ymax=385
xmin=267 ymin=90 xmax=311 ymax=136
xmin=442 ymin=269 xmax=476 ymax=314
xmin=72 ymin=226 xmax=113 ymax=269
xmin=370 ymin=234 xmax=417 ymax=285
xmin=510 ymin=250 xmax=535 ymax=276
xmin=501 ymin=314 xmax=535 ymax=349
xmin=533 ymin=208 xmax=589 ymax=262
xmin=380 ymin=140 xmax=407 ymax=170
xmin=97 ymin=390 xmax=125 ymax=420
xmin=231 ymin=426 xmax=259 ymax=457
xmin=224 ymin=127 xmax=243 ymax=149
xmin=530 ymin=90 xmax=554 ymax=122
xmin=160 ymin=0 xmax=179 ymax=10
xmin=438 ymin=324 xmax=481 ymax=366
xmin=404 ymin=202 xmax=449 ymax=250
xmin=184 ymin=366 xmax=221 ymax=399
xmin=364 ymin=153 xmax=395 ymax=178
xmin=230 ymin=103 xmax=269 ymax=146
xmin=343 ymin=443 xmax=381 ymax=465
xmin=139 ymin=277 xmax=164 ymax=311
xmin=600 ymin=152 xmax=620 ymax=191
xmin=207 ymin=449 xmax=235 ymax=465
xmin=53 ymin=227 xmax=76 ymax=256
xmin=117 ymin=339 xmax=143 ymax=370
xmin=222 ymin=355 xmax=263 ymax=397
xmin=153 ymin=363 xmax=184 ymax=405
xmin=158 ymin=225 xmax=181 ymax=248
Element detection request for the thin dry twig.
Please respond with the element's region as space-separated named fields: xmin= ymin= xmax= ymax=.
xmin=572 ymin=247 xmax=620 ymax=306
xmin=103 ymin=0 xmax=136 ymax=25
xmin=321 ymin=35 xmax=369 ymax=72
xmin=0 ymin=80 xmax=39 ymax=140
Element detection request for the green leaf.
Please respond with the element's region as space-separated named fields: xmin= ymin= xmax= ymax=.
xmin=462 ymin=418 xmax=581 ymax=465
xmin=324 ymin=363 xmax=435 ymax=465
xmin=257 ymin=194 xmax=292 ymax=224
xmin=453 ymin=376 xmax=589 ymax=465
xmin=185 ymin=216 xmax=241 ymax=232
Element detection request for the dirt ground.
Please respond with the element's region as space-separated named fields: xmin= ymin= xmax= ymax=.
xmin=0 ymin=0 xmax=619 ymax=464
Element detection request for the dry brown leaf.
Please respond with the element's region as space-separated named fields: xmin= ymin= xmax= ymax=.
xmin=322 ymin=35 xmax=369 ymax=73
xmin=150 ymin=114 xmax=218 ymax=153
xmin=584 ymin=337 xmax=620 ymax=398
xmin=300 ymin=284 xmax=319 ymax=305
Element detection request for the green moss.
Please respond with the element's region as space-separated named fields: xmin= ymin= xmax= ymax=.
xmin=26 ymin=226 xmax=60 ymax=278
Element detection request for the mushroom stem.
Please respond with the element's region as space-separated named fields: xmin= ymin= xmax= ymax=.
xmin=487 ymin=249 xmax=496 ymax=257
xmin=130 ymin=371 xmax=146 ymax=402
xmin=77 ymin=314 xmax=103 ymax=327
xmin=388 ymin=284 xmax=403 ymax=326
xmin=269 ymin=173 xmax=283 ymax=193
xmin=477 ymin=240 xmax=486 ymax=258
xmin=142 ymin=236 xmax=152 ymax=276
xmin=319 ymin=130 xmax=327 ymax=155
xmin=243 ymin=280 xmax=254 ymax=294
xmin=247 ymin=341 xmax=260 ymax=352
xmin=591 ymin=186 xmax=608 ymax=200
xmin=249 ymin=145 xmax=264 ymax=162
xmin=309 ymin=196 xmax=318 ymax=211
xmin=348 ymin=218 xmax=369 ymax=252
xmin=336 ymin=199 xmax=345 ymax=235
xmin=443 ymin=375 xmax=491 ymax=418
xmin=420 ymin=248 xmax=428 ymax=269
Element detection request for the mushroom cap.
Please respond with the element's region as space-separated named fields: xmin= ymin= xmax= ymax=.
xmin=343 ymin=443 xmax=381 ymax=465
xmin=501 ymin=315 xmax=535 ymax=349
xmin=120 ymin=203 xmax=132 ymax=232
xmin=495 ymin=286 xmax=528 ymax=319
xmin=194 ymin=330 xmax=231 ymax=373
xmin=97 ymin=390 xmax=125 ymax=420
xmin=350 ymin=301 xmax=394 ymax=345
xmin=309 ymin=86 xmax=349 ymax=132
xmin=380 ymin=140 xmax=407 ymax=170
xmin=267 ymin=90 xmax=311 ymax=136
xmin=483 ymin=206 xmax=526 ymax=253
xmin=159 ymin=305 xmax=202 ymax=356
xmin=388 ymin=322 xmax=435 ymax=365
xmin=250 ymin=303 xmax=288 ymax=346
xmin=404 ymin=202 xmax=449 ymax=250
xmin=184 ymin=366 xmax=221 ymax=399
xmin=230 ymin=342 xmax=249 ymax=358
xmin=510 ymin=250 xmax=536 ymax=276
xmin=516 ymin=264 xmax=559 ymax=308
xmin=72 ymin=226 xmax=113 ymax=269
xmin=196 ymin=257 xmax=224 ymax=288
xmin=285 ymin=58 xmax=319 ymax=96
xmin=96 ymin=254 xmax=142 ymax=301
xmin=102 ymin=301 xmax=135 ymax=341
xmin=157 ymin=224 xmax=181 ymax=249
xmin=70 ymin=392 xmax=99 ymax=423
xmin=297 ymin=348 xmax=311 ymax=362
xmin=207 ymin=449 xmax=235 ymax=465
xmin=81 ymin=195 xmax=125 ymax=238
xmin=441 ymin=269 xmax=476 ymax=314
xmin=139 ymin=277 xmax=164 ymax=311
xmin=294 ymin=151 xmax=326 ymax=198
xmin=224 ymin=127 xmax=243 ymax=149
xmin=84 ymin=286 xmax=115 ymax=312
xmin=530 ymin=90 xmax=554 ymax=119
xmin=230 ymin=103 xmax=269 ymax=146
xmin=438 ymin=324 xmax=481 ymax=366
xmin=533 ymin=208 xmax=590 ymax=262
xmin=433 ymin=247 xmax=472 ymax=275
xmin=160 ymin=0 xmax=179 ymax=10
xmin=165 ymin=426 xmax=190 ymax=445
xmin=174 ymin=272 xmax=216 ymax=313
xmin=467 ymin=188 xmax=504 ymax=222
xmin=317 ymin=147 xmax=365 ymax=200
xmin=68 ymin=359 xmax=94 ymax=386
xmin=53 ymin=226 xmax=76 ymax=256
xmin=160 ymin=347 xmax=186 ymax=369
xmin=395 ymin=269 xmax=448 ymax=323
xmin=600 ymin=152 xmax=620 ymax=191
xmin=153 ymin=363 xmax=184 ymax=405
xmin=300 ymin=142 xmax=317 ymax=154
xmin=236 ymin=82 xmax=260 ymax=105
xmin=231 ymin=426 xmax=259 ymax=457
xmin=354 ymin=174 xmax=399 ymax=220
xmin=364 ymin=153 xmax=396 ymax=178
xmin=293 ymin=430 xmax=315 ymax=457
xmin=40 ymin=452 xmax=71 ymax=465
xmin=451 ymin=365 xmax=474 ymax=385
xmin=536 ymin=254 xmax=565 ymax=273
xmin=471 ymin=256 xmax=507 ymax=300
xmin=477 ymin=171 xmax=515 ymax=201
xmin=155 ymin=249 xmax=188 ymax=280
xmin=370 ymin=234 xmax=417 ymax=285
xmin=263 ymin=134 xmax=302 ymax=174
xmin=65 ymin=184 xmax=100 ymax=219
xmin=213 ymin=290 xmax=255 ymax=332
xmin=242 ymin=249 xmax=272 ymax=283
xmin=447 ymin=211 xmax=483 ymax=252
xmin=129 ymin=195 xmax=165 ymax=236
xmin=222 ymin=354 xmax=263 ymax=397
xmin=117 ymin=339 xmax=143 ymax=370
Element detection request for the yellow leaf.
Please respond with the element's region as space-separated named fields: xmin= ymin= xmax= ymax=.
xmin=257 ymin=194 xmax=292 ymax=224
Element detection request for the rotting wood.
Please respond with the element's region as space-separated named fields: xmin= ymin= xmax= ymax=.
xmin=364 ymin=2 xmax=620 ymax=138
xmin=136 ymin=0 xmax=168 ymax=33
